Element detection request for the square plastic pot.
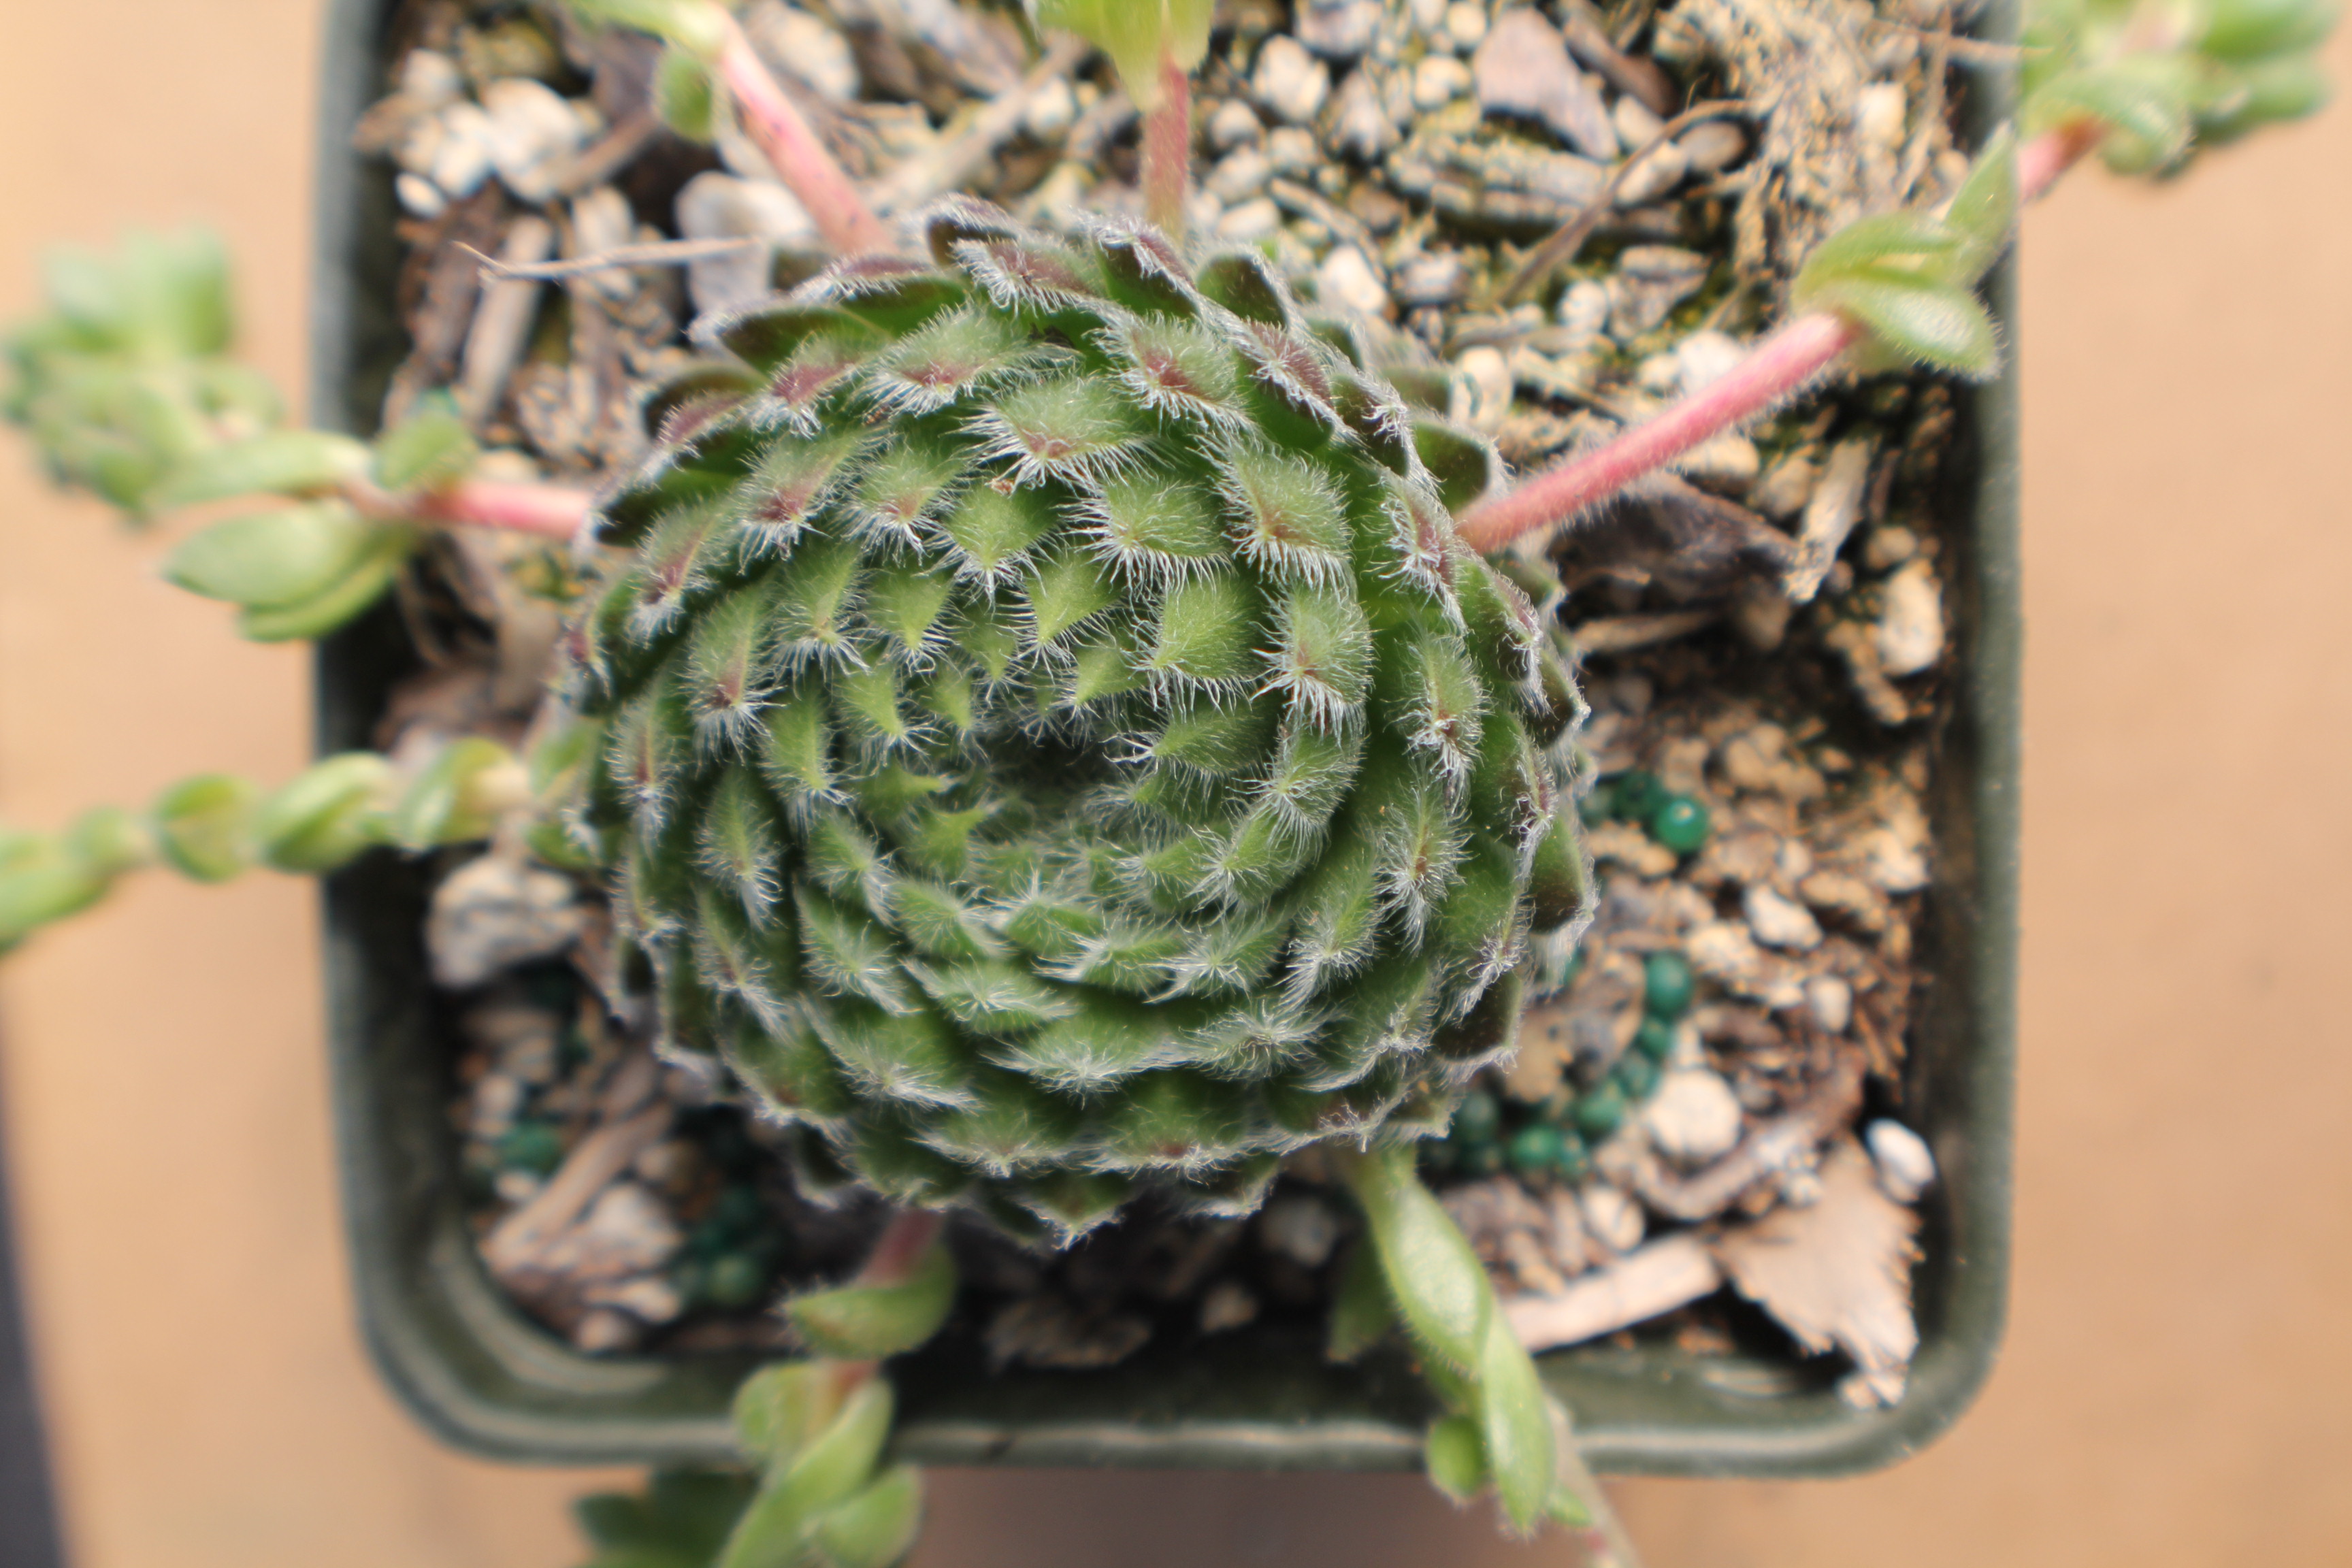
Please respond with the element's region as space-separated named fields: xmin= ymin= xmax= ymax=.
xmin=309 ymin=0 xmax=2016 ymax=1477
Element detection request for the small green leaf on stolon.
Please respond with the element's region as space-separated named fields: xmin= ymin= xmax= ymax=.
xmin=389 ymin=737 xmax=524 ymax=849
xmin=64 ymin=805 xmax=151 ymax=879
xmin=651 ymin=42 xmax=719 ymax=142
xmin=1941 ymin=127 xmax=2019 ymax=286
xmin=152 ymin=774 xmax=257 ymax=882
xmin=1025 ymin=0 xmax=1214 ymax=112
xmin=2198 ymin=53 xmax=2334 ymax=142
xmin=1797 ymin=212 xmax=1964 ymax=285
xmin=150 ymin=429 xmax=370 ymax=509
xmin=1339 ymin=1147 xmax=1488 ymax=1372
xmin=566 ymin=0 xmax=729 ymax=58
xmin=785 ymin=1235 xmax=958 ymax=1359
xmin=1324 ymin=1237 xmax=1395 ymax=1362
xmin=371 ymin=399 xmax=481 ymax=493
xmin=1803 ymin=276 xmax=2002 ymax=381
xmin=1474 ymin=1307 xmax=1555 ymax=1535
xmin=733 ymin=1362 xmax=835 ymax=1467
xmin=235 ymin=525 xmax=416 ymax=642
xmin=0 ymin=835 xmax=114 ymax=949
xmin=2027 ymin=58 xmax=2197 ymax=173
xmin=1424 ymin=1414 xmax=1490 ymax=1504
xmin=2200 ymin=0 xmax=2340 ymax=64
xmin=719 ymin=1379 xmax=896 ymax=1568
xmin=163 ymin=501 xmax=376 ymax=608
xmin=37 ymin=227 xmax=233 ymax=357
xmin=252 ymin=752 xmax=393 ymax=872
xmin=810 ymin=1466 xmax=924 ymax=1568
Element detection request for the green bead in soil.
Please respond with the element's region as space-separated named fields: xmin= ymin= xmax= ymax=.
xmin=1633 ymin=1015 xmax=1674 ymax=1061
xmin=1650 ymin=794 xmax=1710 ymax=854
xmin=1577 ymin=778 xmax=1617 ymax=826
xmin=497 ymin=1120 xmax=566 ymax=1175
xmin=1572 ymin=1080 xmax=1626 ymax=1139
xmin=1452 ymin=1086 xmax=1501 ymax=1143
xmin=1505 ymin=1121 xmax=1565 ymax=1176
xmin=1457 ymin=1139 xmax=1505 ymax=1177
xmin=1553 ymin=1126 xmax=1590 ymax=1180
xmin=705 ymin=1252 xmax=771 ymax=1311
xmin=1644 ymin=950 xmax=1695 ymax=1018
xmin=1610 ymin=769 xmax=1666 ymax=822
xmin=1613 ymin=1049 xmax=1660 ymax=1101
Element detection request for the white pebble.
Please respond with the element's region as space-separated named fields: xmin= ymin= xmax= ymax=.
xmin=1613 ymin=95 xmax=1665 ymax=148
xmin=493 ymin=1169 xmax=543 ymax=1205
xmin=1317 ymin=244 xmax=1392 ymax=318
xmin=1022 ymin=75 xmax=1078 ymax=141
xmin=1451 ymin=345 xmax=1513 ymax=434
xmin=1776 ymin=838 xmax=1815 ymax=881
xmin=1580 ymin=1183 xmax=1646 ymax=1254
xmin=1856 ymin=83 xmax=1908 ymax=149
xmin=1643 ymin=1068 xmax=1745 ymax=1165
xmin=395 ymin=171 xmax=448 ymax=218
xmin=1675 ymin=330 xmax=1748 ymax=394
xmin=1199 ymin=1280 xmax=1260 ymax=1333
xmin=573 ymin=1309 xmax=641 ymax=1354
xmin=1266 ymin=126 xmax=1323 ymax=176
xmin=468 ymin=1071 xmax=525 ymax=1140
xmin=1214 ymin=197 xmax=1284 ymax=242
xmin=676 ymin=171 xmax=817 ymax=315
xmin=1866 ymin=1120 xmax=1937 ymax=1203
xmin=1677 ymin=120 xmax=1747 ymax=173
xmin=1743 ymin=884 xmax=1824 ymax=951
xmin=1207 ymin=146 xmax=1273 ymax=203
xmin=1555 ymin=278 xmax=1611 ymax=338
xmin=1443 ymin=1 xmax=1490 ymax=50
xmin=1859 ymin=828 xmax=1931 ymax=894
xmin=1876 ymin=559 xmax=1944 ymax=676
xmin=1412 ymin=54 xmax=1473 ymax=109
xmin=1259 ymin=1194 xmax=1343 ymax=1268
xmin=1804 ymin=974 xmax=1853 ymax=1034
xmin=479 ymin=78 xmax=590 ymax=201
xmin=1411 ymin=0 xmax=1450 ymax=33
xmin=1253 ymin=35 xmax=1331 ymax=125
xmin=1207 ymin=97 xmax=1265 ymax=151
xmin=586 ymin=1273 xmax=687 ymax=1324
xmin=427 ymin=102 xmax=496 ymax=199
xmin=399 ymin=50 xmax=463 ymax=107
xmin=1680 ymin=434 xmax=1759 ymax=491
xmin=1613 ymin=140 xmax=1688 ymax=206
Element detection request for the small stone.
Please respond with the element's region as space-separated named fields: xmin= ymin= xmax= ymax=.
xmin=751 ymin=3 xmax=859 ymax=100
xmin=1675 ymin=330 xmax=1748 ymax=394
xmin=1443 ymin=1 xmax=1490 ymax=50
xmin=468 ymin=1071 xmax=526 ymax=1141
xmin=493 ymin=1168 xmax=543 ymax=1204
xmin=1295 ymin=0 xmax=1382 ymax=59
xmin=1213 ymin=197 xmax=1284 ymax=242
xmin=395 ymin=172 xmax=448 ymax=218
xmin=1259 ymin=1194 xmax=1343 ymax=1268
xmin=1265 ymin=125 xmax=1322 ymax=176
xmin=1863 ymin=525 xmax=1920 ymax=571
xmin=1856 ymin=82 xmax=1908 ymax=148
xmin=1325 ymin=68 xmax=1399 ymax=160
xmin=1876 ymin=559 xmax=1944 ymax=677
xmin=1316 ymin=245 xmax=1392 ymax=318
xmin=1680 ymin=434 xmax=1760 ymax=492
xmin=1607 ymin=246 xmax=1709 ymax=340
xmin=1207 ymin=98 xmax=1265 ymax=151
xmin=1392 ymin=250 xmax=1467 ymax=308
xmin=1580 ymin=1183 xmax=1646 ymax=1254
xmin=1866 ymin=1120 xmax=1938 ymax=1203
xmin=426 ymin=102 xmax=496 ymax=199
xmin=539 ymin=1182 xmax=683 ymax=1283
xmin=1778 ymin=839 xmax=1815 ymax=881
xmin=1555 ymin=278 xmax=1612 ymax=339
xmin=1613 ymin=95 xmax=1666 ymax=149
xmin=1806 ymin=974 xmax=1855 ymax=1034
xmin=573 ymin=1308 xmax=642 ymax=1354
xmin=478 ymin=78 xmax=590 ymax=201
xmin=399 ymin=48 xmax=463 ymax=105
xmin=1677 ymin=120 xmax=1748 ymax=173
xmin=986 ymin=1296 xmax=1152 ymax=1371
xmin=1613 ymin=140 xmax=1689 ymax=206
xmin=1254 ymin=35 xmax=1331 ymax=125
xmin=1643 ymin=1068 xmax=1744 ymax=1164
xmin=1749 ymin=446 xmax=1821 ymax=519
xmin=1452 ymin=345 xmax=1514 ymax=434
xmin=1199 ymin=1280 xmax=1261 ymax=1333
xmin=584 ymin=1272 xmax=686 ymax=1324
xmin=1022 ymin=75 xmax=1078 ymax=141
xmin=1412 ymin=54 xmax=1473 ymax=109
xmin=1729 ymin=580 xmax=1793 ymax=651
xmin=1473 ymin=7 xmax=1615 ymax=159
xmin=675 ymin=171 xmax=817 ymax=316
xmin=1410 ymin=0 xmax=1450 ymax=33
xmin=1207 ymin=146 xmax=1274 ymax=203
xmin=1584 ymin=819 xmax=1676 ymax=878
xmin=1743 ymin=885 xmax=1823 ymax=951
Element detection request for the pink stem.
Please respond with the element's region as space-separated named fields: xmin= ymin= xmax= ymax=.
xmin=855 ymin=1208 xmax=943 ymax=1288
xmin=1143 ymin=53 xmax=1192 ymax=240
xmin=1458 ymin=120 xmax=2108 ymax=555
xmin=400 ymin=478 xmax=595 ymax=540
xmin=715 ymin=14 xmax=896 ymax=257
xmin=1458 ymin=313 xmax=1859 ymax=553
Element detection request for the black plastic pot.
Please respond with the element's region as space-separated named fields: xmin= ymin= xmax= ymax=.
xmin=310 ymin=0 xmax=2017 ymax=1476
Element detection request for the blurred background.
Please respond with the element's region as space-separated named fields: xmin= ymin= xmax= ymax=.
xmin=2 ymin=3 xmax=2349 ymax=1565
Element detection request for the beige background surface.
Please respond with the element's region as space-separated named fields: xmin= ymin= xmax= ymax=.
xmin=2 ymin=5 xmax=2348 ymax=1565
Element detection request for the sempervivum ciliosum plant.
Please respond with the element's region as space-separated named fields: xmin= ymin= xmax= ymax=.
xmin=568 ymin=197 xmax=1588 ymax=1243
